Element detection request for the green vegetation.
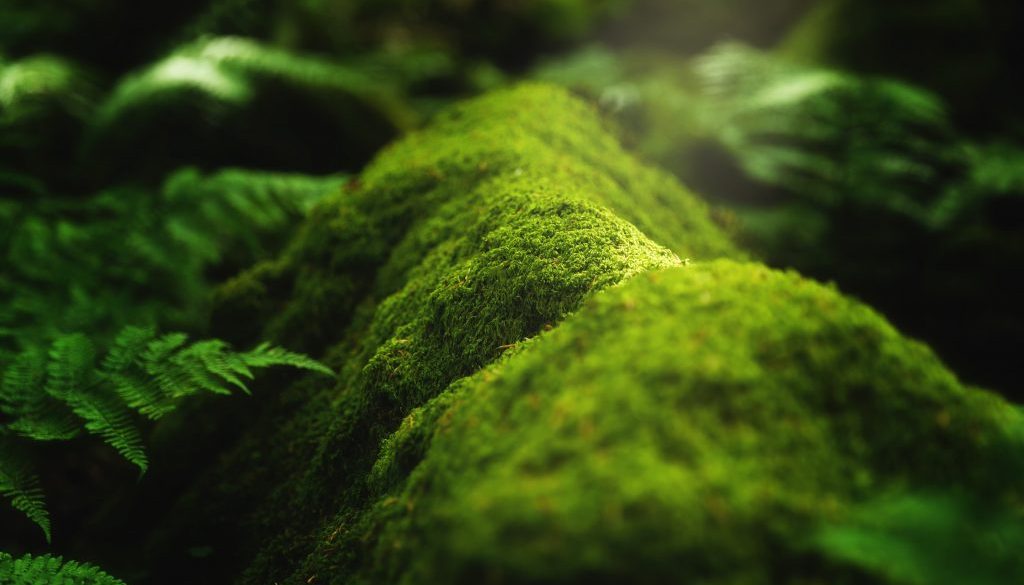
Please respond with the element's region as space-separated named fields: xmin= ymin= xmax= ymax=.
xmin=136 ymin=86 xmax=1021 ymax=585
xmin=1 ymin=326 xmax=333 ymax=541
xmin=1 ymin=1 xmax=1021 ymax=583
xmin=329 ymin=262 xmax=1022 ymax=584
xmin=533 ymin=40 xmax=1024 ymax=396
xmin=0 ymin=166 xmax=344 ymax=357
xmin=86 ymin=37 xmax=411 ymax=183
xmin=145 ymin=82 xmax=734 ymax=583
xmin=0 ymin=552 xmax=126 ymax=585
xmin=816 ymin=491 xmax=1024 ymax=585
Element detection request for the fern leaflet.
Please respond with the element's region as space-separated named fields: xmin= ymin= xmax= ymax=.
xmin=0 ymin=439 xmax=50 ymax=543
xmin=0 ymin=552 xmax=126 ymax=585
xmin=0 ymin=326 xmax=334 ymax=539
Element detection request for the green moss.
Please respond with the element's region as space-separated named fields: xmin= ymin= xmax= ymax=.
xmin=151 ymin=83 xmax=736 ymax=583
xmin=329 ymin=261 xmax=1023 ymax=584
xmin=217 ymin=82 xmax=738 ymax=354
xmin=147 ymin=84 xmax=1019 ymax=585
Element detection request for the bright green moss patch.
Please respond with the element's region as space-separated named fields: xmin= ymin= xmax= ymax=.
xmin=216 ymin=82 xmax=739 ymax=352
xmin=321 ymin=261 xmax=1023 ymax=585
xmin=145 ymin=84 xmax=1021 ymax=585
xmin=150 ymin=83 xmax=738 ymax=583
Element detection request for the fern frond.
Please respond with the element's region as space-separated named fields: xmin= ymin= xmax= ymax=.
xmin=44 ymin=334 xmax=148 ymax=471
xmin=133 ymin=335 xmax=335 ymax=409
xmin=0 ymin=438 xmax=49 ymax=542
xmin=4 ymin=402 xmax=80 ymax=442
xmin=0 ymin=348 xmax=80 ymax=440
xmin=0 ymin=325 xmax=331 ymax=535
xmin=129 ymin=332 xmax=194 ymax=418
xmin=1 ymin=164 xmax=342 ymax=350
xmin=71 ymin=386 xmax=149 ymax=472
xmin=140 ymin=332 xmax=189 ymax=365
xmin=693 ymin=42 xmax=956 ymax=220
xmin=0 ymin=54 xmax=97 ymax=195
xmin=241 ymin=342 xmax=336 ymax=378
xmin=171 ymin=339 xmax=252 ymax=395
xmin=102 ymin=327 xmax=174 ymax=419
xmin=42 ymin=334 xmax=96 ymax=400
xmin=2 ymin=348 xmax=47 ymax=407
xmin=97 ymin=328 xmax=333 ymax=421
xmin=0 ymin=552 xmax=126 ymax=585
xmin=102 ymin=326 xmax=156 ymax=373
xmin=156 ymin=166 xmax=343 ymax=265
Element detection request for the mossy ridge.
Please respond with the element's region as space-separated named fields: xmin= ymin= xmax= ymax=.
xmin=150 ymin=83 xmax=736 ymax=583
xmin=217 ymin=82 xmax=739 ymax=352
xmin=231 ymin=156 xmax=684 ymax=584
xmin=294 ymin=261 xmax=1023 ymax=585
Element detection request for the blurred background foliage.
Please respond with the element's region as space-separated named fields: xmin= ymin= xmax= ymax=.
xmin=5 ymin=0 xmax=1017 ymax=394
xmin=2 ymin=0 xmax=1023 ymax=582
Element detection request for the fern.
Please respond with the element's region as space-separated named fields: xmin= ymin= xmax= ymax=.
xmin=1 ymin=348 xmax=79 ymax=441
xmin=0 ymin=439 xmax=49 ymax=543
xmin=0 ymin=552 xmax=126 ymax=585
xmin=0 ymin=167 xmax=343 ymax=356
xmin=693 ymin=42 xmax=957 ymax=221
xmin=0 ymin=326 xmax=334 ymax=539
xmin=85 ymin=36 xmax=407 ymax=182
xmin=536 ymin=43 xmax=965 ymax=224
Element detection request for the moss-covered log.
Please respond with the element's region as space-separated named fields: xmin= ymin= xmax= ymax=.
xmin=138 ymin=84 xmax=1021 ymax=585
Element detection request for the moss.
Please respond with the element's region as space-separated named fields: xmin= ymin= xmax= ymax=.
xmin=147 ymin=83 xmax=736 ymax=583
xmin=217 ymin=82 xmax=739 ymax=354
xmin=323 ymin=262 xmax=1023 ymax=585
xmin=144 ymin=84 xmax=1020 ymax=585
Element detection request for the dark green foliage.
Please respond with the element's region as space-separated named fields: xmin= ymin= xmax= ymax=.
xmin=685 ymin=45 xmax=1024 ymax=394
xmin=1 ymin=2 xmax=1021 ymax=583
xmin=0 ymin=326 xmax=333 ymax=540
xmin=692 ymin=42 xmax=957 ymax=220
xmin=0 ymin=167 xmax=343 ymax=360
xmin=780 ymin=0 xmax=1024 ymax=134
xmin=84 ymin=37 xmax=409 ymax=183
xmin=536 ymin=42 xmax=960 ymax=218
xmin=533 ymin=42 xmax=1024 ymax=396
xmin=816 ymin=491 xmax=1024 ymax=584
xmin=0 ymin=54 xmax=97 ymax=195
xmin=182 ymin=0 xmax=630 ymax=66
xmin=0 ymin=551 xmax=126 ymax=585
xmin=0 ymin=440 xmax=50 ymax=543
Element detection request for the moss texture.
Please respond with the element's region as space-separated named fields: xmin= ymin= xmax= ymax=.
xmin=213 ymin=82 xmax=738 ymax=354
xmin=140 ymin=83 xmax=1019 ymax=585
xmin=144 ymin=83 xmax=737 ymax=583
xmin=331 ymin=262 xmax=1022 ymax=585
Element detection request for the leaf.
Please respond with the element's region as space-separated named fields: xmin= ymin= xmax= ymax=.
xmin=0 ymin=552 xmax=127 ymax=585
xmin=241 ymin=342 xmax=336 ymax=378
xmin=0 ymin=438 xmax=50 ymax=542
